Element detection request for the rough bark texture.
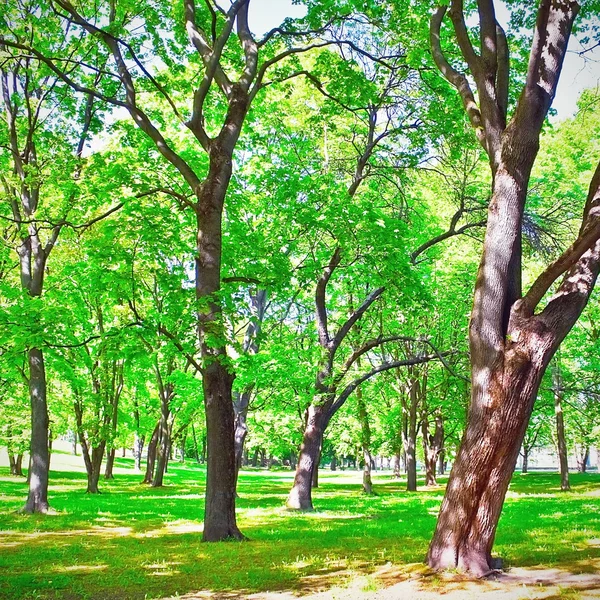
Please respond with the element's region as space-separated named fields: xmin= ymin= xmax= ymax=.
xmin=202 ymin=362 xmax=244 ymax=540
xmin=287 ymin=404 xmax=327 ymax=510
xmin=427 ymin=0 xmax=593 ymax=576
xmin=23 ymin=348 xmax=50 ymax=513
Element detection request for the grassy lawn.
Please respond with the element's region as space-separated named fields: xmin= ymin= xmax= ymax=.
xmin=0 ymin=453 xmax=599 ymax=599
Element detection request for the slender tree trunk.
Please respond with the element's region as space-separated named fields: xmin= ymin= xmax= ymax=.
xmin=357 ymin=386 xmax=373 ymax=494
xmin=577 ymin=447 xmax=589 ymax=473
xmin=521 ymin=448 xmax=529 ymax=474
xmin=438 ymin=447 xmax=446 ymax=475
xmin=287 ymin=404 xmax=327 ymax=510
xmin=191 ymin=423 xmax=201 ymax=463
xmin=403 ymin=374 xmax=420 ymax=492
xmin=251 ymin=448 xmax=259 ymax=467
xmin=9 ymin=453 xmax=24 ymax=476
xmin=23 ymin=348 xmax=50 ymax=513
xmin=553 ymin=363 xmax=570 ymax=490
xmin=312 ymin=446 xmax=321 ymax=488
xmin=233 ymin=390 xmax=250 ymax=481
xmin=330 ymin=453 xmax=337 ymax=471
xmin=143 ymin=423 xmax=160 ymax=484
xmin=133 ymin=433 xmax=145 ymax=472
xmin=104 ymin=448 xmax=116 ymax=479
xmin=72 ymin=432 xmax=78 ymax=456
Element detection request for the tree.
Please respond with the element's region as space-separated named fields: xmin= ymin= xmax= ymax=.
xmin=427 ymin=0 xmax=600 ymax=575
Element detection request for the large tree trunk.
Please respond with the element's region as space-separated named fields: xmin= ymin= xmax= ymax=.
xmin=196 ymin=141 xmax=247 ymax=541
xmin=201 ymin=362 xmax=243 ymax=540
xmin=287 ymin=404 xmax=327 ymax=510
xmin=23 ymin=348 xmax=50 ymax=513
xmin=426 ymin=0 xmax=587 ymax=577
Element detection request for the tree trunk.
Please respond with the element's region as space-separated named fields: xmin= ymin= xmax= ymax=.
xmin=233 ymin=389 xmax=251 ymax=481
xmin=438 ymin=447 xmax=446 ymax=475
xmin=152 ymin=402 xmax=171 ymax=487
xmin=403 ymin=373 xmax=421 ymax=492
xmin=23 ymin=348 xmax=50 ymax=513
xmin=393 ymin=452 xmax=401 ymax=478
xmin=357 ymin=386 xmax=373 ymax=494
xmin=330 ymin=452 xmax=337 ymax=471
xmin=133 ymin=433 xmax=145 ymax=472
xmin=553 ymin=363 xmax=570 ymax=490
xmin=577 ymin=447 xmax=589 ymax=473
xmin=251 ymin=447 xmax=259 ymax=467
xmin=427 ymin=355 xmax=558 ymax=575
xmin=104 ymin=448 xmax=116 ymax=479
xmin=423 ymin=408 xmax=444 ymax=486
xmin=312 ymin=446 xmax=321 ymax=488
xmin=72 ymin=432 xmax=78 ymax=455
xmin=201 ymin=362 xmax=243 ymax=540
xmin=287 ymin=404 xmax=327 ymax=510
xmin=143 ymin=423 xmax=160 ymax=484
xmin=521 ymin=448 xmax=529 ymax=474
xmin=191 ymin=424 xmax=201 ymax=463
xmin=426 ymin=0 xmax=587 ymax=577
xmin=9 ymin=453 xmax=24 ymax=476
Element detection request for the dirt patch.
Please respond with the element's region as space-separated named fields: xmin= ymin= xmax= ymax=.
xmin=171 ymin=563 xmax=600 ymax=600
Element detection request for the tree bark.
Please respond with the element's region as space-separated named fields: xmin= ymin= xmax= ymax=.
xmin=143 ymin=423 xmax=160 ymax=484
xmin=287 ymin=404 xmax=327 ymax=510
xmin=577 ymin=447 xmax=589 ymax=473
xmin=521 ymin=448 xmax=529 ymax=474
xmin=357 ymin=386 xmax=373 ymax=494
xmin=9 ymin=453 xmax=24 ymax=476
xmin=104 ymin=448 xmax=116 ymax=479
xmin=201 ymin=362 xmax=243 ymax=540
xmin=133 ymin=433 xmax=145 ymax=472
xmin=423 ymin=408 xmax=444 ymax=486
xmin=427 ymin=0 xmax=587 ymax=576
xmin=23 ymin=348 xmax=50 ymax=513
xmin=553 ymin=363 xmax=570 ymax=490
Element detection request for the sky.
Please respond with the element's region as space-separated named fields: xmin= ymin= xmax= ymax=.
xmin=248 ymin=0 xmax=600 ymax=120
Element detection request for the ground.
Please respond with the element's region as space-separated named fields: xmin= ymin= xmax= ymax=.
xmin=0 ymin=450 xmax=599 ymax=600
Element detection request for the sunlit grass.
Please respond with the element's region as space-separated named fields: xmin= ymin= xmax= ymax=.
xmin=0 ymin=454 xmax=599 ymax=599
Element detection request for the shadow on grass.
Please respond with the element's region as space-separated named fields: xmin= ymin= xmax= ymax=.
xmin=0 ymin=464 xmax=599 ymax=600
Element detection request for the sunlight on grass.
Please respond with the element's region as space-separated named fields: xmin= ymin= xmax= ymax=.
xmin=0 ymin=461 xmax=598 ymax=599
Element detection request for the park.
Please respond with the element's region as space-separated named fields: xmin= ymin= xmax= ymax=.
xmin=1 ymin=0 xmax=600 ymax=598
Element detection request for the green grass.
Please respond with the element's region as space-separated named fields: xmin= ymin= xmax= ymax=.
xmin=0 ymin=454 xmax=599 ymax=599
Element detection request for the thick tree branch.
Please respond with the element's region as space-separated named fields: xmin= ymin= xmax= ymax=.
xmin=315 ymin=247 xmax=342 ymax=348
xmin=330 ymin=286 xmax=385 ymax=354
xmin=429 ymin=7 xmax=485 ymax=148
xmin=518 ymin=160 xmax=600 ymax=316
